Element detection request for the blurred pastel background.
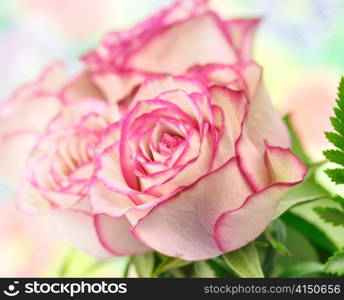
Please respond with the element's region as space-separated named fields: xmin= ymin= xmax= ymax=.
xmin=0 ymin=0 xmax=343 ymax=277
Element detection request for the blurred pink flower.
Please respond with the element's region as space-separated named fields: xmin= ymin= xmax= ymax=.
xmin=19 ymin=0 xmax=114 ymax=40
xmin=281 ymin=71 xmax=339 ymax=161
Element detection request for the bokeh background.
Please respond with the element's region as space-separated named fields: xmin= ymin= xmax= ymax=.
xmin=0 ymin=0 xmax=343 ymax=277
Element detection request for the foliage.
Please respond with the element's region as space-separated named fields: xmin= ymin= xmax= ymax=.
xmin=324 ymin=76 xmax=344 ymax=184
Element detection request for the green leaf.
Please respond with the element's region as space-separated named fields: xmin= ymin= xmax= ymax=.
xmin=205 ymin=258 xmax=235 ymax=278
xmin=261 ymin=220 xmax=290 ymax=276
xmin=222 ymin=242 xmax=264 ymax=278
xmin=123 ymin=257 xmax=132 ymax=278
xmin=313 ymin=207 xmax=344 ymax=227
xmin=264 ymin=228 xmax=290 ymax=256
xmin=281 ymin=212 xmax=338 ymax=253
xmin=324 ymin=251 xmax=344 ymax=276
xmin=132 ymin=253 xmax=155 ymax=278
xmin=323 ymin=77 xmax=344 ymax=184
xmin=325 ymin=132 xmax=344 ymax=151
xmin=324 ymin=168 xmax=344 ymax=184
xmin=283 ymin=114 xmax=312 ymax=166
xmin=283 ymin=195 xmax=344 ymax=252
xmin=333 ymin=107 xmax=344 ymax=130
xmin=275 ymin=225 xmax=320 ymax=277
xmin=334 ymin=195 xmax=344 ymax=210
xmin=152 ymin=256 xmax=191 ymax=277
xmin=279 ymin=262 xmax=324 ymax=278
xmin=330 ymin=117 xmax=344 ymax=138
xmin=324 ymin=149 xmax=344 ymax=166
xmin=193 ymin=261 xmax=216 ymax=278
xmin=58 ymin=248 xmax=77 ymax=278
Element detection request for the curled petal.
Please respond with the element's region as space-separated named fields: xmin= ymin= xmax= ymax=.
xmin=209 ymin=86 xmax=247 ymax=144
xmin=264 ymin=143 xmax=307 ymax=184
xmin=225 ymin=18 xmax=261 ymax=62
xmin=236 ymin=123 xmax=269 ymax=191
xmin=215 ymin=145 xmax=306 ymax=253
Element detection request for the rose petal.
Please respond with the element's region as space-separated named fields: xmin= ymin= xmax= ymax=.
xmin=247 ymin=80 xmax=290 ymax=151
xmin=0 ymin=62 xmax=64 ymax=120
xmin=49 ymin=209 xmax=113 ymax=259
xmin=225 ymin=18 xmax=261 ymax=62
xmin=127 ymin=14 xmax=237 ymax=74
xmin=92 ymin=70 xmax=147 ymax=104
xmin=94 ymin=214 xmax=151 ymax=256
xmin=132 ymin=157 xmax=252 ymax=260
xmin=215 ymin=145 xmax=306 ymax=252
xmin=264 ymin=143 xmax=307 ymax=184
xmin=48 ymin=99 xmax=108 ymax=131
xmin=215 ymin=184 xmax=290 ymax=252
xmin=89 ymin=177 xmax=134 ymax=217
xmin=236 ymin=122 xmax=269 ymax=191
xmin=0 ymin=95 xmax=61 ymax=136
xmin=132 ymin=75 xmax=206 ymax=107
xmin=60 ymin=71 xmax=104 ymax=103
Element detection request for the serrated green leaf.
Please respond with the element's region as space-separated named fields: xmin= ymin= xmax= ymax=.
xmin=132 ymin=253 xmax=155 ymax=278
xmin=337 ymin=77 xmax=344 ymax=100
xmin=330 ymin=117 xmax=344 ymax=138
xmin=324 ymin=168 xmax=344 ymax=184
xmin=152 ymin=256 xmax=191 ymax=277
xmin=313 ymin=207 xmax=344 ymax=227
xmin=324 ymin=149 xmax=344 ymax=166
xmin=222 ymin=242 xmax=264 ymax=278
xmin=324 ymin=77 xmax=344 ymax=183
xmin=325 ymin=132 xmax=344 ymax=151
xmin=334 ymin=107 xmax=344 ymax=126
xmin=324 ymin=251 xmax=344 ymax=276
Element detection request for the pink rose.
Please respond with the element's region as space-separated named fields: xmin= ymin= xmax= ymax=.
xmin=18 ymin=99 xmax=149 ymax=258
xmin=89 ymin=63 xmax=306 ymax=260
xmin=2 ymin=0 xmax=307 ymax=261
xmin=0 ymin=60 xmax=110 ymax=189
